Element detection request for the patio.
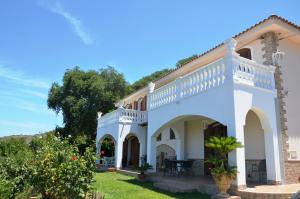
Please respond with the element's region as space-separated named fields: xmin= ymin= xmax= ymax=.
xmin=118 ymin=169 xmax=300 ymax=199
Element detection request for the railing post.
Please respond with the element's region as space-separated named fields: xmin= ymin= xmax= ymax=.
xmin=117 ymin=106 xmax=124 ymax=122
xmin=176 ymin=76 xmax=182 ymax=103
xmin=225 ymin=38 xmax=238 ymax=82
xmin=147 ymin=82 xmax=155 ymax=110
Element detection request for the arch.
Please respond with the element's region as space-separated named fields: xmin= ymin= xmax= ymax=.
xmin=237 ymin=48 xmax=252 ymax=60
xmin=156 ymin=144 xmax=176 ymax=171
xmin=170 ymin=128 xmax=176 ymax=140
xmin=122 ymin=133 xmax=140 ymax=168
xmin=98 ymin=134 xmax=116 ymax=157
xmin=151 ymin=114 xmax=224 ymax=139
xmin=124 ymin=132 xmax=141 ymax=144
xmin=244 ymin=110 xmax=267 ymax=184
xmin=98 ymin=134 xmax=117 ymax=145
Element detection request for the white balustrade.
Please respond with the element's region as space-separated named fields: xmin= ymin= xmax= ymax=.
xmin=233 ymin=55 xmax=275 ymax=90
xmin=98 ymin=108 xmax=147 ymax=127
xmin=149 ymin=58 xmax=226 ymax=110
xmin=149 ymin=54 xmax=276 ymax=110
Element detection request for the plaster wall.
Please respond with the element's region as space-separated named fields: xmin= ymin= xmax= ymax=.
xmin=244 ymin=110 xmax=266 ymax=160
xmin=278 ymin=38 xmax=300 ymax=160
xmin=185 ymin=119 xmax=204 ymax=159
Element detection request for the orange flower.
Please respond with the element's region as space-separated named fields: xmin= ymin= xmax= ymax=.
xmin=71 ymin=155 xmax=77 ymax=161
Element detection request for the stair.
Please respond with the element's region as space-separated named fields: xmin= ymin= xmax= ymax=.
xmin=153 ymin=182 xmax=198 ymax=193
xmin=238 ymin=190 xmax=293 ymax=199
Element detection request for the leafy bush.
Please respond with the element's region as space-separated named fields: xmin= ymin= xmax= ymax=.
xmin=30 ymin=134 xmax=96 ymax=199
xmin=0 ymin=138 xmax=32 ymax=199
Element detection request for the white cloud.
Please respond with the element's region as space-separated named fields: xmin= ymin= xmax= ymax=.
xmin=0 ymin=65 xmax=50 ymax=89
xmin=38 ymin=1 xmax=93 ymax=45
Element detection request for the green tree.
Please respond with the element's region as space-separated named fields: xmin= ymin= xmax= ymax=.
xmin=176 ymin=54 xmax=198 ymax=68
xmin=47 ymin=66 xmax=127 ymax=141
xmin=127 ymin=68 xmax=172 ymax=94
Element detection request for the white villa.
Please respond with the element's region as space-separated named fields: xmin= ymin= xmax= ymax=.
xmin=96 ymin=15 xmax=300 ymax=190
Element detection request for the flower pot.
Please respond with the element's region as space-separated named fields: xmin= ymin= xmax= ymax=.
xmin=138 ymin=173 xmax=146 ymax=181
xmin=212 ymin=173 xmax=233 ymax=198
xmin=108 ymin=167 xmax=116 ymax=172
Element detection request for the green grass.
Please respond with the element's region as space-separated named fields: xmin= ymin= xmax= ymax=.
xmin=93 ymin=172 xmax=210 ymax=199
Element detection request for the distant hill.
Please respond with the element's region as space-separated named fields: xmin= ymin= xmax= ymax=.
xmin=0 ymin=134 xmax=38 ymax=143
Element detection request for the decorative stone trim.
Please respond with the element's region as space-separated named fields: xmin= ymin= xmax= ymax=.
xmin=261 ymin=32 xmax=279 ymax=65
xmin=284 ymin=161 xmax=300 ymax=184
xmin=262 ymin=31 xmax=294 ymax=184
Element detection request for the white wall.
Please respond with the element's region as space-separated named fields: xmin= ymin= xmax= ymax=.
xmin=185 ymin=119 xmax=204 ymax=159
xmin=244 ymin=110 xmax=266 ymax=160
xmin=155 ymin=122 xmax=182 ymax=159
xmin=240 ymin=39 xmax=264 ymax=65
xmin=279 ymin=39 xmax=300 ymax=160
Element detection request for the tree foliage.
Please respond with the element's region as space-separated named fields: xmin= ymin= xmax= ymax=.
xmin=0 ymin=138 xmax=32 ymax=199
xmin=127 ymin=68 xmax=172 ymax=94
xmin=47 ymin=66 xmax=128 ymax=140
xmin=176 ymin=54 xmax=198 ymax=68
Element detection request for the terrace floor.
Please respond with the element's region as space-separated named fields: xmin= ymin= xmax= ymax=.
xmin=118 ymin=169 xmax=300 ymax=199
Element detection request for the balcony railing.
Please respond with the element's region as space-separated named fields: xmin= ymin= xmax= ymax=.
xmin=148 ymin=53 xmax=276 ymax=110
xmin=98 ymin=108 xmax=147 ymax=127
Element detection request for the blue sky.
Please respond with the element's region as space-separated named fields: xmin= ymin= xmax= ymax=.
xmin=0 ymin=0 xmax=299 ymax=136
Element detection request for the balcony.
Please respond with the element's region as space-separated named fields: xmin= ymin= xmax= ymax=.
xmin=148 ymin=50 xmax=276 ymax=110
xmin=98 ymin=108 xmax=147 ymax=128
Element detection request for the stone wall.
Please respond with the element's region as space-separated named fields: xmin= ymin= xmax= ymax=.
xmin=284 ymin=161 xmax=300 ymax=184
xmin=191 ymin=159 xmax=204 ymax=176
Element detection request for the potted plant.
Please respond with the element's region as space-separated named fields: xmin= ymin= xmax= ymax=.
xmin=205 ymin=136 xmax=243 ymax=198
xmin=137 ymin=162 xmax=153 ymax=181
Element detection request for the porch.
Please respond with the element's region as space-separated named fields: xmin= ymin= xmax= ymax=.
xmin=146 ymin=38 xmax=282 ymax=188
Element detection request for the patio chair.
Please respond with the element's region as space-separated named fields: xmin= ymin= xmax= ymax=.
xmin=164 ymin=159 xmax=177 ymax=176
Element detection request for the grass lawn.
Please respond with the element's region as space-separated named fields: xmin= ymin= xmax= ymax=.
xmin=93 ymin=172 xmax=210 ymax=199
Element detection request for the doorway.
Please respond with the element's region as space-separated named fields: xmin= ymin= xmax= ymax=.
xmin=204 ymin=122 xmax=227 ymax=175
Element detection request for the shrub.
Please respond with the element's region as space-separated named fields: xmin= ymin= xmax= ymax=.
xmin=30 ymin=134 xmax=96 ymax=199
xmin=0 ymin=138 xmax=32 ymax=199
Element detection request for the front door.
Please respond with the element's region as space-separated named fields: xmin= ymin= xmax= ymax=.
xmin=204 ymin=122 xmax=227 ymax=175
xmin=130 ymin=137 xmax=140 ymax=167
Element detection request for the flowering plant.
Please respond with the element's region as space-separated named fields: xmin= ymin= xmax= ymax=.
xmin=30 ymin=134 xmax=95 ymax=199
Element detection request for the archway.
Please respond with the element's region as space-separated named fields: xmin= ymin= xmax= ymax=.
xmin=244 ymin=110 xmax=267 ymax=184
xmin=97 ymin=135 xmax=116 ymax=168
xmin=156 ymin=144 xmax=176 ymax=171
xmin=122 ymin=134 xmax=140 ymax=168
xmin=149 ymin=114 xmax=228 ymax=175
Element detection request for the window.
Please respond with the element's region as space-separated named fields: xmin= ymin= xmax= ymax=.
xmin=170 ymin=128 xmax=175 ymax=140
xmin=237 ymin=48 xmax=252 ymax=60
xmin=156 ymin=133 xmax=162 ymax=142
